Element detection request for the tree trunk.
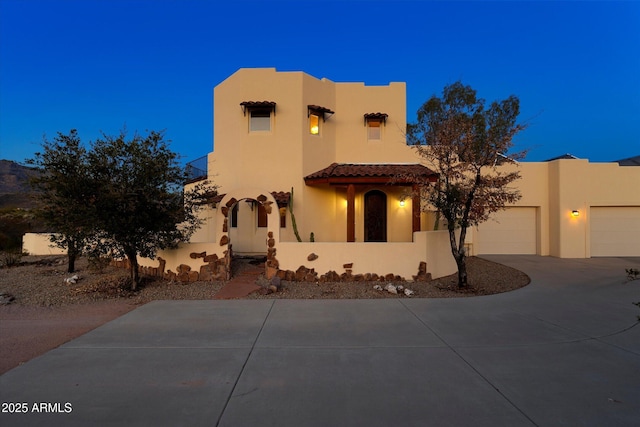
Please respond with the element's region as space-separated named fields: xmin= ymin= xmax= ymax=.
xmin=67 ymin=253 xmax=76 ymax=273
xmin=448 ymin=226 xmax=469 ymax=288
xmin=455 ymin=253 xmax=468 ymax=288
xmin=67 ymin=240 xmax=79 ymax=273
xmin=126 ymin=250 xmax=140 ymax=291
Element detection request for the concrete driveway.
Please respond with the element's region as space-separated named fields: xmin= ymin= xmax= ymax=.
xmin=1 ymin=255 xmax=639 ymax=426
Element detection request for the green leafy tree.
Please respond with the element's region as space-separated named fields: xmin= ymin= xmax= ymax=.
xmin=86 ymin=130 xmax=213 ymax=289
xmin=407 ymin=82 xmax=526 ymax=287
xmin=28 ymin=130 xmax=94 ymax=273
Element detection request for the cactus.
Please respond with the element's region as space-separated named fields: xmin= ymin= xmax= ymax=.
xmin=289 ymin=187 xmax=302 ymax=242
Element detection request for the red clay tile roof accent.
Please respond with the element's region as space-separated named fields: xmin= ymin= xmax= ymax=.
xmin=211 ymin=193 xmax=226 ymax=203
xmin=270 ymin=191 xmax=290 ymax=206
xmin=240 ymin=101 xmax=276 ymax=108
xmin=305 ymin=163 xmax=437 ymax=185
xmin=364 ymin=112 xmax=388 ymax=120
xmin=308 ymin=105 xmax=335 ymax=115
xmin=240 ymin=101 xmax=277 ymax=116
xmin=210 ymin=191 xmax=290 ymax=206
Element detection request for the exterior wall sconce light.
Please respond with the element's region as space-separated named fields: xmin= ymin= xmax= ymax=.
xmin=571 ymin=210 xmax=580 ymax=217
xmin=399 ymin=198 xmax=406 ymax=207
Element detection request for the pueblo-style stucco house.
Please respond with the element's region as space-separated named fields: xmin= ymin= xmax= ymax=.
xmin=23 ymin=68 xmax=640 ymax=281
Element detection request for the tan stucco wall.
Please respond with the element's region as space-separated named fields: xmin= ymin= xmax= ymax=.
xmin=22 ymin=233 xmax=67 ymax=255
xmin=208 ymin=68 xmax=420 ymax=244
xmin=470 ymin=159 xmax=640 ymax=258
xmin=139 ymin=242 xmax=217 ymax=274
xmin=334 ymin=81 xmax=410 ymax=163
xmin=277 ymin=231 xmax=457 ymax=281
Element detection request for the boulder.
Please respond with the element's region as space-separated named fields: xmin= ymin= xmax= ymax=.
xmin=203 ymin=254 xmax=218 ymax=263
xmin=177 ymin=264 xmax=191 ymax=274
xmin=295 ymin=266 xmax=309 ymax=281
xmin=270 ymin=275 xmax=282 ymax=290
xmin=266 ymin=265 xmax=278 ymax=280
xmin=385 ymin=284 xmax=398 ymax=294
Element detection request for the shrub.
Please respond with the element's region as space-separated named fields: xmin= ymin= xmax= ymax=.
xmin=0 ymin=251 xmax=25 ymax=268
xmin=88 ymin=254 xmax=112 ymax=272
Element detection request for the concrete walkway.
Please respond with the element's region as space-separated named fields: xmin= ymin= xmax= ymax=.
xmin=1 ymin=255 xmax=639 ymax=426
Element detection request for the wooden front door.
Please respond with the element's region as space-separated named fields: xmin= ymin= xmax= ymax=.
xmin=365 ymin=190 xmax=387 ymax=242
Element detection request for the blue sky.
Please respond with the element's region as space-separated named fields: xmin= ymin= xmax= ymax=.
xmin=1 ymin=0 xmax=638 ymax=165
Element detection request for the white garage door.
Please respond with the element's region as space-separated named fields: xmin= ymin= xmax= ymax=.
xmin=475 ymin=207 xmax=537 ymax=254
xmin=591 ymin=207 xmax=640 ymax=256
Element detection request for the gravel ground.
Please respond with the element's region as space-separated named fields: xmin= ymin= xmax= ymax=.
xmin=0 ymin=254 xmax=529 ymax=374
xmin=0 ymin=255 xmax=530 ymax=306
xmin=0 ymin=255 xmax=225 ymax=307
xmin=247 ymin=256 xmax=530 ymax=299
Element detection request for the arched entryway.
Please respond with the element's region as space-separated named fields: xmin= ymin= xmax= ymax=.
xmin=228 ymin=198 xmax=269 ymax=255
xmin=364 ymin=190 xmax=387 ymax=242
xmin=217 ymin=190 xmax=280 ymax=280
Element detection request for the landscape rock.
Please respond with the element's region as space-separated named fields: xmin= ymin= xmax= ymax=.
xmin=0 ymin=292 xmax=15 ymax=305
xmin=385 ymin=284 xmax=398 ymax=294
xmin=203 ymin=254 xmax=218 ymax=263
xmin=270 ymin=275 xmax=282 ymax=290
xmin=64 ymin=275 xmax=80 ymax=284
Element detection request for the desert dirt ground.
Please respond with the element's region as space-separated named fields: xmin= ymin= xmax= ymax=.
xmin=0 ymin=254 xmax=530 ymax=374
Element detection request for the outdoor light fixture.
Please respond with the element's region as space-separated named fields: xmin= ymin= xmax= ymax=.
xmin=571 ymin=210 xmax=580 ymax=217
xmin=399 ymin=199 xmax=406 ymax=207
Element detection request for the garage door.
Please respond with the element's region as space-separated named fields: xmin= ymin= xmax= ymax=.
xmin=475 ymin=207 xmax=537 ymax=254
xmin=590 ymin=207 xmax=640 ymax=256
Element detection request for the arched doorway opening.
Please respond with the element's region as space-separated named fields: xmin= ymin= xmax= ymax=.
xmin=364 ymin=190 xmax=387 ymax=242
xmin=228 ymin=198 xmax=269 ymax=255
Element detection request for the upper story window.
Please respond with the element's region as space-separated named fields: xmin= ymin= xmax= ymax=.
xmin=309 ymin=113 xmax=320 ymax=135
xmin=307 ymin=105 xmax=334 ymax=137
xmin=240 ymin=101 xmax=276 ymax=133
xmin=250 ymin=109 xmax=271 ymax=132
xmin=364 ymin=112 xmax=388 ymax=141
xmin=367 ymin=120 xmax=382 ymax=140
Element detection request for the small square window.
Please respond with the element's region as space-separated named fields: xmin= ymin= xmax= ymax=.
xmin=367 ymin=120 xmax=381 ymax=140
xmin=309 ymin=113 xmax=320 ymax=135
xmin=231 ymin=204 xmax=238 ymax=228
xmin=257 ymin=203 xmax=268 ymax=228
xmin=250 ymin=109 xmax=271 ymax=132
